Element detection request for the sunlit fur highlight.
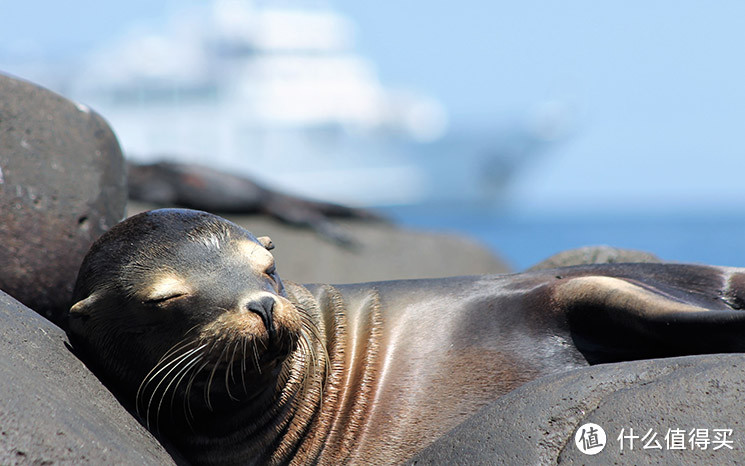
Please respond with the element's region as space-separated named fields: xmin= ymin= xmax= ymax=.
xmin=236 ymin=239 xmax=275 ymax=272
xmin=143 ymin=274 xmax=191 ymax=302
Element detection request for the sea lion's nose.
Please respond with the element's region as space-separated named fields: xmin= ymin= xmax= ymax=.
xmin=246 ymin=295 xmax=275 ymax=335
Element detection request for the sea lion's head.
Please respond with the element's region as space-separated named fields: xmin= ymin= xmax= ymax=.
xmin=67 ymin=209 xmax=310 ymax=425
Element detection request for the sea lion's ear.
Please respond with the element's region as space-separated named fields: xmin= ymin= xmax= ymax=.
xmin=69 ymin=292 xmax=100 ymax=317
xmin=257 ymin=236 xmax=274 ymax=251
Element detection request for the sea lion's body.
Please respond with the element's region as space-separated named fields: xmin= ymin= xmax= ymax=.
xmin=67 ymin=209 xmax=745 ymax=465
xmin=269 ymin=278 xmax=571 ymax=464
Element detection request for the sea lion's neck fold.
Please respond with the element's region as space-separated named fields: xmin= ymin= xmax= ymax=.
xmin=277 ymin=282 xmax=383 ymax=465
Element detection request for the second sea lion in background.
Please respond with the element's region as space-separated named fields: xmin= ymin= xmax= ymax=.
xmin=127 ymin=160 xmax=383 ymax=245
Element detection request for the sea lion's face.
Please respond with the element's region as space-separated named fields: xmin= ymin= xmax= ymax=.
xmin=67 ymin=209 xmax=305 ymax=419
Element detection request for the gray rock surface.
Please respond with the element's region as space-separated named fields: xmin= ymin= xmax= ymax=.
xmin=528 ymin=245 xmax=662 ymax=271
xmin=0 ymin=289 xmax=175 ymax=465
xmin=409 ymin=354 xmax=745 ymax=464
xmin=0 ymin=73 xmax=127 ymax=326
xmin=129 ymin=201 xmax=512 ymax=282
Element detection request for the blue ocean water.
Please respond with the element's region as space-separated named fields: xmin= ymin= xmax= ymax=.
xmin=381 ymin=205 xmax=745 ymax=271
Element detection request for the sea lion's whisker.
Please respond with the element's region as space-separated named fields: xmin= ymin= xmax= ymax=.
xmin=225 ymin=339 xmax=241 ymax=402
xmin=156 ymin=324 xmax=203 ymax=362
xmin=144 ymin=345 xmax=204 ymax=431
xmin=161 ymin=343 xmax=207 ymax=406
xmin=193 ymin=337 xmax=222 ymax=408
xmin=174 ymin=355 xmax=204 ymax=433
xmin=297 ymin=311 xmax=323 ymax=345
xmin=289 ymin=305 xmax=328 ymax=394
xmin=241 ymin=336 xmax=248 ymax=395
xmin=185 ymin=358 xmax=212 ymax=424
xmin=252 ymin=340 xmax=262 ymax=374
xmin=296 ymin=334 xmax=315 ymax=396
xmin=229 ymin=339 xmax=240 ymax=384
xmin=205 ymin=343 xmax=231 ymax=411
xmin=167 ymin=348 xmax=206 ymax=417
xmin=158 ymin=346 xmax=207 ymax=431
xmin=295 ymin=333 xmax=310 ymax=372
xmin=136 ymin=338 xmax=197 ymax=409
xmin=156 ymin=338 xmax=195 ymax=365
xmin=137 ymin=342 xmax=201 ymax=420
xmin=298 ymin=316 xmax=329 ymax=382
xmin=298 ymin=314 xmax=322 ymax=338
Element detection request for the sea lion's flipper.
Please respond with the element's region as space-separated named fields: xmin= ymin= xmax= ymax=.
xmin=552 ymin=270 xmax=745 ymax=364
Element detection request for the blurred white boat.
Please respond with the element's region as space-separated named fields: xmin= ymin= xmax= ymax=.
xmin=2 ymin=0 xmax=566 ymax=208
xmin=69 ymin=0 xmax=447 ymax=206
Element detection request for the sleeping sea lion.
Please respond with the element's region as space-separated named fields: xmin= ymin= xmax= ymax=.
xmin=66 ymin=208 xmax=745 ymax=464
xmin=126 ymin=161 xmax=383 ymax=245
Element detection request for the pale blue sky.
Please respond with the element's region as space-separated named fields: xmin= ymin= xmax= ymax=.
xmin=2 ymin=1 xmax=745 ymax=212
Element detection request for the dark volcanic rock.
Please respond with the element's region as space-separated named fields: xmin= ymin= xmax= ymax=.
xmin=0 ymin=73 xmax=126 ymax=326
xmin=409 ymin=354 xmax=745 ymax=464
xmin=0 ymin=290 xmax=175 ymax=465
